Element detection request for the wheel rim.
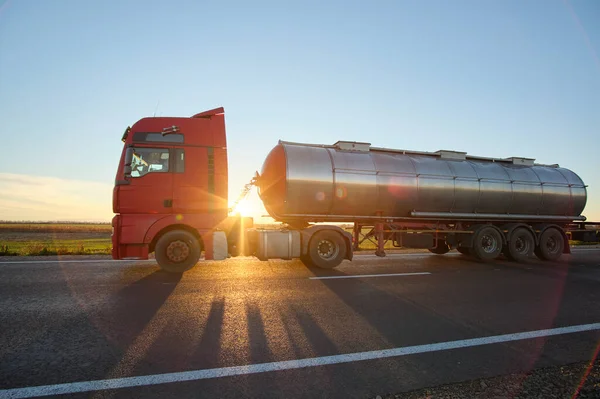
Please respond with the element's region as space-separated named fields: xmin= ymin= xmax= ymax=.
xmin=515 ymin=235 xmax=531 ymax=255
xmin=166 ymin=240 xmax=190 ymax=263
xmin=480 ymin=234 xmax=498 ymax=254
xmin=317 ymin=239 xmax=339 ymax=260
xmin=545 ymin=236 xmax=559 ymax=254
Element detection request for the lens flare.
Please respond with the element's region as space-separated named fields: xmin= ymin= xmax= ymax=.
xmin=335 ymin=187 xmax=347 ymax=199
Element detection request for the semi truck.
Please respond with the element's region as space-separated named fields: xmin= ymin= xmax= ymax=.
xmin=112 ymin=107 xmax=593 ymax=273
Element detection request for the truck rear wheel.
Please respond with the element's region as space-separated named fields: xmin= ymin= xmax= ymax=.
xmin=304 ymin=230 xmax=346 ymax=269
xmin=155 ymin=230 xmax=201 ymax=273
xmin=535 ymin=228 xmax=564 ymax=261
xmin=506 ymin=227 xmax=534 ymax=262
xmin=471 ymin=226 xmax=502 ymax=261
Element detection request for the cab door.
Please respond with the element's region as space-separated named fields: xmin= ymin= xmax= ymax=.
xmin=172 ymin=146 xmax=209 ymax=214
xmin=119 ymin=146 xmax=174 ymax=215
xmin=172 ymin=146 xmax=228 ymax=219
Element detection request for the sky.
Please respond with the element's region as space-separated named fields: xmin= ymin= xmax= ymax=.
xmin=0 ymin=0 xmax=599 ymax=222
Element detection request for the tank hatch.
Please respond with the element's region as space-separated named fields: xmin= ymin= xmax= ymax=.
xmin=506 ymin=157 xmax=535 ymax=166
xmin=435 ymin=150 xmax=467 ymax=160
xmin=334 ymin=141 xmax=371 ymax=152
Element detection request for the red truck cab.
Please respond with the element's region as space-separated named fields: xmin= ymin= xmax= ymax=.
xmin=112 ymin=107 xmax=229 ymax=271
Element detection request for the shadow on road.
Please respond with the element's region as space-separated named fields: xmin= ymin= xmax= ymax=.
xmin=246 ymin=303 xmax=272 ymax=364
xmin=298 ymin=251 xmax=600 ymax=388
xmin=190 ymin=297 xmax=225 ymax=370
xmin=299 ymin=257 xmax=538 ymax=351
xmin=289 ymin=303 xmax=338 ymax=356
xmin=106 ymin=270 xmax=182 ymax=342
xmin=0 ymin=268 xmax=183 ymax=389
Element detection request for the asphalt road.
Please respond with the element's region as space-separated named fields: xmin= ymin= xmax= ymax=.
xmin=1 ymin=248 xmax=600 ymax=398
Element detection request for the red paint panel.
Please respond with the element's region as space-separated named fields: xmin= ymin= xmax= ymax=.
xmin=118 ymin=172 xmax=173 ymax=215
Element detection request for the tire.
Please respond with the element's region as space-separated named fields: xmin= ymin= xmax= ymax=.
xmin=505 ymin=227 xmax=535 ymax=262
xmin=155 ymin=230 xmax=201 ymax=273
xmin=471 ymin=226 xmax=503 ymax=261
xmin=428 ymin=241 xmax=450 ymax=255
xmin=457 ymin=246 xmax=470 ymax=255
xmin=535 ymin=228 xmax=564 ymax=261
xmin=305 ymin=230 xmax=346 ymax=269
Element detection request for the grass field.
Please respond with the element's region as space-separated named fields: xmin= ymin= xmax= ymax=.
xmin=0 ymin=223 xmax=111 ymax=233
xmin=0 ymin=223 xmax=111 ymax=256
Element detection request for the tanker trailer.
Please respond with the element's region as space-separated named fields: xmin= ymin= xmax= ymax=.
xmin=257 ymin=140 xmax=587 ymax=263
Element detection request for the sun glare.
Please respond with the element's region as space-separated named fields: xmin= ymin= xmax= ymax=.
xmin=229 ymin=191 xmax=269 ymax=219
xmin=232 ymin=199 xmax=251 ymax=216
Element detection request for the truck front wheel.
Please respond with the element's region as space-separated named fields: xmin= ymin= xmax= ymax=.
xmin=304 ymin=230 xmax=346 ymax=269
xmin=155 ymin=230 xmax=201 ymax=273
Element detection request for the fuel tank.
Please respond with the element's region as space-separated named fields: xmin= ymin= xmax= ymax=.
xmin=257 ymin=141 xmax=587 ymax=222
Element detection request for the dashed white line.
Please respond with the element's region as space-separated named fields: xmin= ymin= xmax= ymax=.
xmin=1 ymin=322 xmax=599 ymax=399
xmin=356 ymin=253 xmax=461 ymax=258
xmin=309 ymin=272 xmax=431 ymax=280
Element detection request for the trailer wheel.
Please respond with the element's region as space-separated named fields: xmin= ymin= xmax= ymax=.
xmin=428 ymin=241 xmax=450 ymax=255
xmin=305 ymin=230 xmax=346 ymax=269
xmin=535 ymin=228 xmax=564 ymax=261
xmin=155 ymin=230 xmax=201 ymax=273
xmin=471 ymin=226 xmax=502 ymax=260
xmin=505 ymin=228 xmax=534 ymax=262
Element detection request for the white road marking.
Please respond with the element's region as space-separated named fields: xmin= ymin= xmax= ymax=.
xmin=356 ymin=253 xmax=460 ymax=258
xmin=0 ymin=260 xmax=155 ymax=265
xmin=1 ymin=322 xmax=599 ymax=399
xmin=309 ymin=272 xmax=431 ymax=280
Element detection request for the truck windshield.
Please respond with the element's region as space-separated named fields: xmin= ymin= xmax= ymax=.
xmin=129 ymin=148 xmax=169 ymax=177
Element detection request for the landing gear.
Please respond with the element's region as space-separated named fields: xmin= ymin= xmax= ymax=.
xmin=428 ymin=241 xmax=450 ymax=255
xmin=457 ymin=246 xmax=471 ymax=255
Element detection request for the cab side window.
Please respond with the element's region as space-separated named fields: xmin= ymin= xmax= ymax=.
xmin=131 ymin=148 xmax=169 ymax=177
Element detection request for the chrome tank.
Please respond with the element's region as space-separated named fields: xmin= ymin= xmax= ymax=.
xmin=258 ymin=141 xmax=587 ymax=222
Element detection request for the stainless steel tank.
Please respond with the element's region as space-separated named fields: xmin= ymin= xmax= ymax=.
xmin=257 ymin=141 xmax=587 ymax=222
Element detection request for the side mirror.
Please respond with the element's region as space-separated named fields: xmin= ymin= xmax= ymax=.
xmin=124 ymin=165 xmax=132 ymax=178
